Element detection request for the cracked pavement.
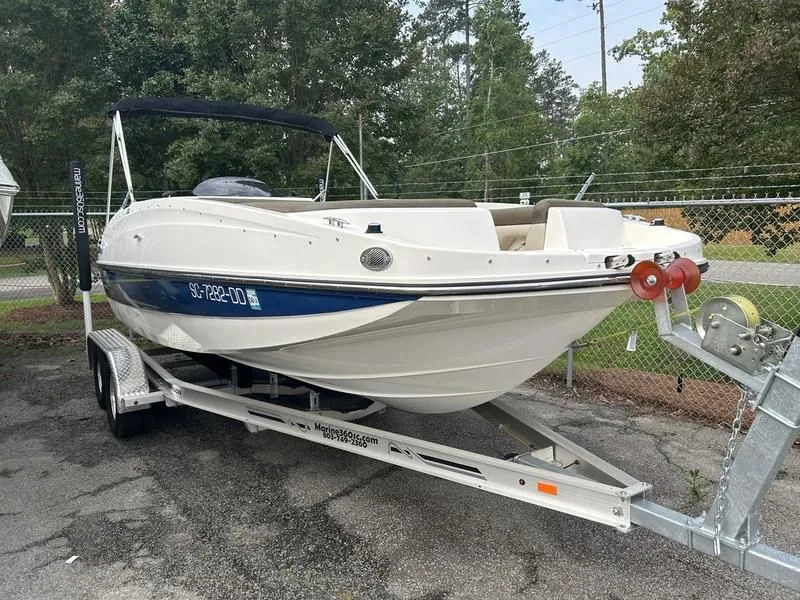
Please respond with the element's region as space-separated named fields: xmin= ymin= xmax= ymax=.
xmin=1 ymin=345 xmax=798 ymax=599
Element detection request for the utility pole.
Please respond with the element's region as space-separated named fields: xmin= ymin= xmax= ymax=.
xmin=464 ymin=0 xmax=471 ymax=99
xmin=483 ymin=59 xmax=494 ymax=202
xmin=595 ymin=0 xmax=607 ymax=94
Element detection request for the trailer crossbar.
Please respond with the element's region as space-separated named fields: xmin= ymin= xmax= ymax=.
xmin=138 ymin=350 xmax=648 ymax=531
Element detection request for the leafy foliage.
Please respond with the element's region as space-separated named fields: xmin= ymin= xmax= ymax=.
xmin=1 ymin=0 xmax=798 ymax=278
xmin=0 ymin=0 xmax=112 ymax=303
xmin=616 ymin=0 xmax=800 ymax=253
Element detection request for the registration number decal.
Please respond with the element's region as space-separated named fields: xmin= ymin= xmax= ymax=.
xmin=188 ymin=282 xmax=252 ymax=306
xmin=246 ymin=288 xmax=261 ymax=310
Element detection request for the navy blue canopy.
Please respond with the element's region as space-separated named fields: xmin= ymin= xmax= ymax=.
xmin=108 ymin=97 xmax=338 ymax=139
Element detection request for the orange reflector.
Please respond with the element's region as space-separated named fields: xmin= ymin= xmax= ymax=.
xmin=537 ymin=481 xmax=558 ymax=496
xmin=630 ymin=260 xmax=666 ymax=300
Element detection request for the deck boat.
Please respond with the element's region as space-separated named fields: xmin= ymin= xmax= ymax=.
xmin=98 ymin=97 xmax=706 ymax=413
xmin=0 ymin=155 xmax=19 ymax=247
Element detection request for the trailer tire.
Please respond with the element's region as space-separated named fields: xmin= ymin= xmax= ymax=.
xmin=91 ymin=348 xmax=107 ymax=410
xmin=97 ymin=353 xmax=147 ymax=438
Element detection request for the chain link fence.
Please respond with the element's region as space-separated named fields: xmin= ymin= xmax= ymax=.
xmin=0 ymin=208 xmax=116 ymax=343
xmin=549 ymin=197 xmax=800 ymax=425
xmin=1 ymin=198 xmax=798 ymax=425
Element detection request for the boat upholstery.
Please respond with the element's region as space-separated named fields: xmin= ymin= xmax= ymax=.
xmin=197 ymin=195 xmax=608 ymax=252
xmin=497 ymin=224 xmax=532 ymax=251
xmin=491 ymin=199 xmax=608 ymax=251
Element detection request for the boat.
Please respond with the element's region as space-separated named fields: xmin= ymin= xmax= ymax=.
xmin=98 ymin=97 xmax=707 ymax=414
xmin=0 ymin=155 xmax=19 ymax=247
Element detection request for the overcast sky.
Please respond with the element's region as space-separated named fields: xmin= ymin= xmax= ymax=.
xmin=409 ymin=1 xmax=668 ymax=91
xmin=523 ymin=0 xmax=667 ymax=91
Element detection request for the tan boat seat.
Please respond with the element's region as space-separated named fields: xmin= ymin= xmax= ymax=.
xmin=490 ymin=199 xmax=607 ymax=251
xmin=197 ymin=195 xmax=607 ymax=252
xmin=496 ymin=224 xmax=530 ymax=251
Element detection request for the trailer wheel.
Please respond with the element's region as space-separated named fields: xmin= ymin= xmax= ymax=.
xmin=97 ymin=353 xmax=147 ymax=438
xmin=92 ymin=349 xmax=107 ymax=410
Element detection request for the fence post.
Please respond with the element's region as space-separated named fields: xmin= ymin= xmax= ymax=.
xmin=566 ymin=344 xmax=575 ymax=389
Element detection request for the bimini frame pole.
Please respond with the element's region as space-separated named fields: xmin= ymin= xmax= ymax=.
xmin=574 ymin=172 xmax=595 ymax=202
xmin=322 ymin=139 xmax=333 ymax=202
xmin=332 ymin=134 xmax=379 ymax=199
xmin=105 ymin=126 xmax=116 ymax=223
xmin=112 ymin=112 xmax=135 ymax=204
xmin=312 ymin=140 xmax=334 ymax=202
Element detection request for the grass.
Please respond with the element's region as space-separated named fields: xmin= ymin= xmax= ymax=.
xmin=0 ymin=249 xmax=45 ymax=278
xmin=558 ymin=282 xmax=800 ymax=381
xmin=0 ymin=295 xmax=119 ymax=334
xmin=0 ymin=296 xmax=52 ymax=318
xmin=703 ymin=242 xmax=800 ymax=264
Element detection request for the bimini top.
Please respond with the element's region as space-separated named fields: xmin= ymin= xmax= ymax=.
xmin=108 ymin=97 xmax=338 ymax=139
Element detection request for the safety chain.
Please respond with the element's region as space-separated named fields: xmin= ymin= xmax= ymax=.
xmin=711 ymin=386 xmax=751 ymax=556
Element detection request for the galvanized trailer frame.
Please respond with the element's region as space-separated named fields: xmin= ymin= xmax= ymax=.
xmin=85 ymin=285 xmax=800 ymax=592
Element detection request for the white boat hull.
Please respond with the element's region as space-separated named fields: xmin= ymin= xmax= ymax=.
xmin=100 ymin=195 xmax=704 ymax=414
xmin=108 ymin=284 xmax=631 ymax=413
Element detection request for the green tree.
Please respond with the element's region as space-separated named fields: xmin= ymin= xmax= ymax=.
xmin=616 ymin=0 xmax=800 ymax=254
xmin=415 ymin=0 xmax=474 ymax=100
xmin=404 ymin=0 xmax=577 ymax=200
xmin=152 ymin=0 xmax=414 ymax=195
xmin=465 ymin=0 xmax=553 ymax=200
xmin=0 ymin=0 xmax=112 ymax=304
xmin=551 ymin=84 xmax=639 ymax=197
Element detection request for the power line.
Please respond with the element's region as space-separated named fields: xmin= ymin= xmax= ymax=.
xmin=561 ymin=50 xmax=600 ymax=64
xmin=328 ymin=178 xmax=800 ymax=199
xmin=536 ymin=6 xmax=662 ymax=51
xmin=23 ymin=163 xmax=800 ymax=196
xmin=590 ymin=161 xmax=800 ymax=177
xmin=327 ymin=174 xmax=584 ymax=192
xmin=573 ymin=171 xmax=800 ymax=187
xmin=326 ymin=182 xmax=800 ymax=201
xmin=22 ymin=161 xmax=800 ymax=197
xmin=405 ymin=129 xmax=630 ymax=168
xmin=431 ymin=111 xmax=541 ymax=137
xmin=582 ymin=182 xmax=800 ymax=196
xmin=326 ymin=164 xmax=800 ymax=191
xmin=531 ymin=0 xmax=627 ymax=36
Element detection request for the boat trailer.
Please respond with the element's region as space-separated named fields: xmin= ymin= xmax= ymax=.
xmin=70 ymin=148 xmax=798 ymax=592
xmin=82 ymin=277 xmax=800 ymax=592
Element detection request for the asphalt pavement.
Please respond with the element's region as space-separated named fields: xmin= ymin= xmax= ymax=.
xmin=1 ymin=344 xmax=798 ymax=599
xmin=0 ymin=274 xmax=51 ymax=301
xmin=706 ymin=260 xmax=800 ymax=286
xmin=0 ymin=275 xmax=102 ymax=301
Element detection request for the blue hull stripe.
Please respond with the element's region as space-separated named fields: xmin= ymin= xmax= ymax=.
xmin=102 ymin=270 xmax=418 ymax=318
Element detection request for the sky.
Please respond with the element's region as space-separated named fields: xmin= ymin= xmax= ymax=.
xmin=523 ymin=0 xmax=667 ymax=91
